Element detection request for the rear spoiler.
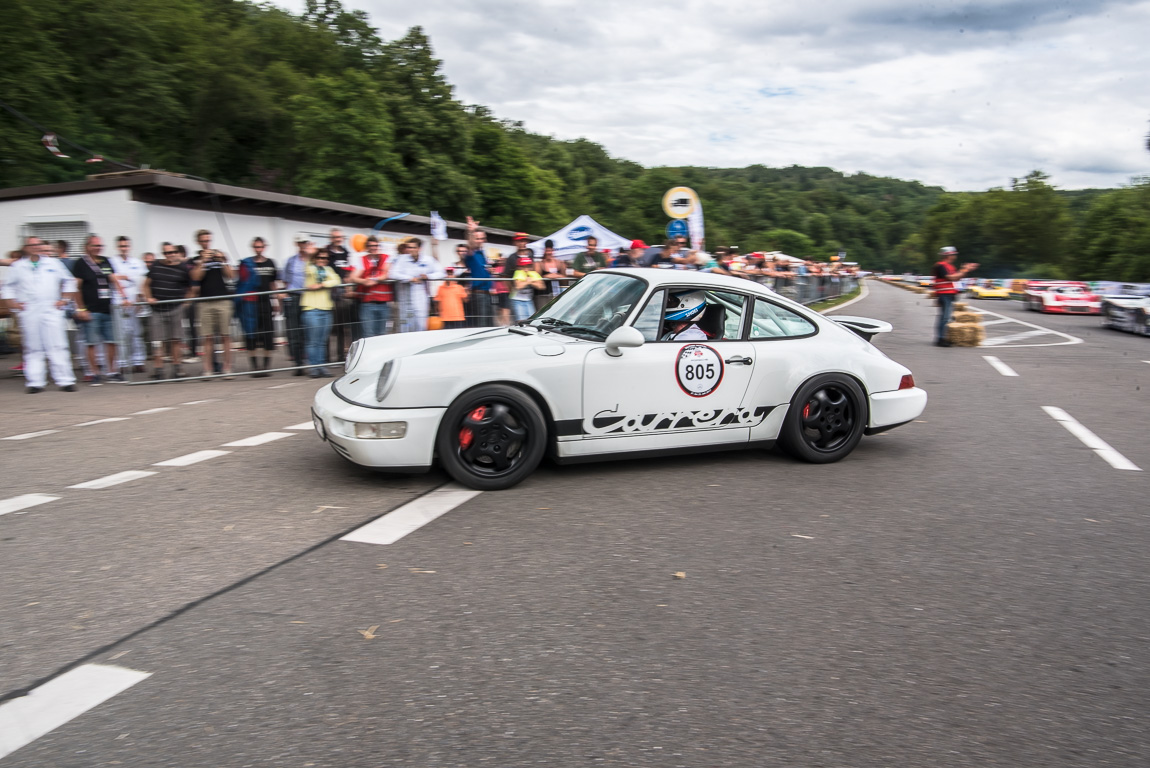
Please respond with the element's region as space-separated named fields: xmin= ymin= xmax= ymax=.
xmin=830 ymin=316 xmax=893 ymax=343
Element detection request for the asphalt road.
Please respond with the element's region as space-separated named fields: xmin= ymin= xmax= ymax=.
xmin=1 ymin=282 xmax=1147 ymax=767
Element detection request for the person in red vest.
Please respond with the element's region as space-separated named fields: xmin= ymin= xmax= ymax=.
xmin=933 ymin=246 xmax=979 ymax=346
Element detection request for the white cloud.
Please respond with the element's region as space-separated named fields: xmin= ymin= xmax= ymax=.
xmin=279 ymin=0 xmax=1150 ymax=190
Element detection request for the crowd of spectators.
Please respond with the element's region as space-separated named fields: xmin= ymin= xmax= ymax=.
xmin=1 ymin=220 xmax=857 ymax=392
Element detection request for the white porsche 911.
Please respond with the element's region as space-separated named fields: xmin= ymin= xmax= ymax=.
xmin=312 ymin=269 xmax=926 ymax=490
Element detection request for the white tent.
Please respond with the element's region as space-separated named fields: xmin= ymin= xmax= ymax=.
xmin=526 ymin=214 xmax=632 ymax=260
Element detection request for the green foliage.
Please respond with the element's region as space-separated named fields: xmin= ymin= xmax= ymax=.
xmin=1071 ymin=178 xmax=1150 ymax=281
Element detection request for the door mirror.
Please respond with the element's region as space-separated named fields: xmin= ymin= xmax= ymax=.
xmin=604 ymin=325 xmax=646 ymax=357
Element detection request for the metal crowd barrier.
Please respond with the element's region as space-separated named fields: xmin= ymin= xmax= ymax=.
xmin=48 ymin=271 xmax=858 ymax=385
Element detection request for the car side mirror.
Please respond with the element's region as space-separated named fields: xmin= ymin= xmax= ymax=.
xmin=604 ymin=326 xmax=646 ymax=357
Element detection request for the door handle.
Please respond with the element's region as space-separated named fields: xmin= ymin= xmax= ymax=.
xmin=724 ymin=356 xmax=752 ymax=365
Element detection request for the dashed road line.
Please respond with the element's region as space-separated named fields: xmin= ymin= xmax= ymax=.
xmin=268 ymin=383 xmax=298 ymax=389
xmin=1042 ymin=406 xmax=1141 ymax=471
xmin=982 ymin=356 xmax=1019 ymax=377
xmin=3 ymin=430 xmax=60 ymax=441
xmin=223 ymin=432 xmax=294 ymax=447
xmin=73 ymin=417 xmax=131 ymax=427
xmin=981 ymin=329 xmax=1051 ymax=346
xmin=0 ymin=494 xmax=60 ymax=517
xmin=68 ymin=470 xmax=158 ymax=490
xmin=341 ymin=484 xmax=481 ymax=546
xmin=0 ymin=664 xmax=151 ymax=761
xmin=284 ymin=422 xmax=314 ymax=430
xmin=153 ymin=449 xmax=232 ymax=467
xmin=181 ymin=399 xmax=219 ymax=405
xmin=130 ymin=407 xmax=176 ymax=416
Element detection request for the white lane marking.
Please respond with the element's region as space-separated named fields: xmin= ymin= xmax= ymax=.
xmin=130 ymin=407 xmax=176 ymax=416
xmin=974 ymin=307 xmax=1083 ymax=347
xmin=0 ymin=664 xmax=151 ymax=761
xmin=978 ymin=317 xmax=1014 ymax=326
xmin=821 ymin=277 xmax=870 ymax=314
xmin=981 ymin=329 xmax=1051 ymax=346
xmin=268 ymin=383 xmax=297 ymax=389
xmin=0 ymin=494 xmax=60 ymax=517
xmin=222 ymin=432 xmax=294 ymax=447
xmin=153 ymin=449 xmax=232 ymax=467
xmin=3 ymin=430 xmax=60 ymax=441
xmin=982 ymin=356 xmax=1019 ymax=377
xmin=1042 ymin=406 xmax=1141 ymax=471
xmin=73 ymin=417 xmax=131 ymax=427
xmin=342 ymin=485 xmax=482 ymax=546
xmin=68 ymin=470 xmax=158 ymax=490
xmin=181 ymin=399 xmax=219 ymax=405
xmin=284 ymin=422 xmax=314 ymax=430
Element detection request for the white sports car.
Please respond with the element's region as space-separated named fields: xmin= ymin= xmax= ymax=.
xmin=312 ymin=269 xmax=927 ymax=490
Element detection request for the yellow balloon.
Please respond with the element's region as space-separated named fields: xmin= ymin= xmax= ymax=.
xmin=351 ymin=233 xmax=368 ymax=252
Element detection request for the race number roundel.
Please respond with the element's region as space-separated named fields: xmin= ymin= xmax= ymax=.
xmin=676 ymin=344 xmax=723 ymax=397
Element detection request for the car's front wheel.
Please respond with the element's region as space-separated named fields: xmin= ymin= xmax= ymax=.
xmin=779 ymin=374 xmax=868 ymax=464
xmin=436 ymin=384 xmax=547 ymax=490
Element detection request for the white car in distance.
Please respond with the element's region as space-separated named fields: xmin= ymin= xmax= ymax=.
xmin=312 ymin=269 xmax=927 ymax=490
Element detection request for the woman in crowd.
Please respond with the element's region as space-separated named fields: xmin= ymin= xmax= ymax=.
xmin=537 ymin=241 xmax=566 ymax=311
xmin=235 ymin=236 xmax=279 ymax=377
xmin=300 ymin=247 xmax=342 ymax=378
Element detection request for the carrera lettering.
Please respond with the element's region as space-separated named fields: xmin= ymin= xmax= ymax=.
xmin=584 ymin=406 xmax=772 ymax=436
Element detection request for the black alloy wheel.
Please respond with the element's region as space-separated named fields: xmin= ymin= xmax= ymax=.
xmin=779 ymin=374 xmax=868 ymax=463
xmin=436 ymin=384 xmax=547 ymax=490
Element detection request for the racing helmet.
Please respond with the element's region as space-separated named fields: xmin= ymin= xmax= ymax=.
xmin=666 ymin=290 xmax=707 ymax=322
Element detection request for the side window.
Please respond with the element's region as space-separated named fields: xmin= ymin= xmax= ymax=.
xmin=633 ymin=289 xmax=665 ymax=341
xmin=750 ymin=298 xmax=817 ymax=339
xmin=705 ymin=291 xmax=747 ymax=340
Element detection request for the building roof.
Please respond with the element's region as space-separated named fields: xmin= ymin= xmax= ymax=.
xmin=0 ymin=171 xmax=531 ymax=244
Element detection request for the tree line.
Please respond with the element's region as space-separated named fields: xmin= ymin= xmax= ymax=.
xmin=1 ymin=0 xmax=1146 ymax=279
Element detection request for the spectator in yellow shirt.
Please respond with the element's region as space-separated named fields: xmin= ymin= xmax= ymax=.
xmin=301 ymin=248 xmax=342 ymax=377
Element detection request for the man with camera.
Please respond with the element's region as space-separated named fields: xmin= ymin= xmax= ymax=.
xmin=189 ymin=229 xmax=235 ymax=377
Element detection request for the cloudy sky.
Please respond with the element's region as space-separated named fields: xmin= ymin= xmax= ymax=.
xmin=280 ymin=0 xmax=1149 ymax=191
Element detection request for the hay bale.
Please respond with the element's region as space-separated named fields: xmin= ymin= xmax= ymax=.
xmin=952 ymin=311 xmax=981 ymax=324
xmin=946 ymin=322 xmax=984 ymax=347
xmin=953 ymin=302 xmax=969 ymax=312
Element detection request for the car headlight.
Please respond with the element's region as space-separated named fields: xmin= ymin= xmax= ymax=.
xmin=375 ymin=358 xmax=399 ymax=402
xmin=345 ymin=339 xmax=364 ymax=372
xmin=331 ymin=418 xmax=407 ymax=440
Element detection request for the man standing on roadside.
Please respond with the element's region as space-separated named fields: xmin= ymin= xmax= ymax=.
xmin=572 ymin=236 xmax=607 ymax=277
xmin=189 ymin=229 xmax=235 ymax=377
xmin=464 ymin=217 xmax=494 ymax=326
xmin=143 ymin=242 xmax=192 ymax=379
xmin=1 ymin=237 xmax=78 ymax=393
xmin=281 ymin=238 xmax=312 ymax=374
xmin=933 ymin=246 xmax=979 ymax=347
xmin=350 ymin=236 xmax=392 ymax=338
xmin=327 ymin=228 xmax=359 ymax=355
xmin=235 ymin=237 xmax=280 ymax=377
xmin=71 ymin=235 xmax=124 ymax=383
xmin=111 ymin=235 xmax=148 ymax=373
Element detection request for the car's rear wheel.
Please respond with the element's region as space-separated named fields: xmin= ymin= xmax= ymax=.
xmin=436 ymin=384 xmax=547 ymax=490
xmin=779 ymin=374 xmax=868 ymax=464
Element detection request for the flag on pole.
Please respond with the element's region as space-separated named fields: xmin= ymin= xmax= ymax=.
xmin=41 ymin=133 xmax=69 ymax=159
xmin=688 ymin=199 xmax=705 ymax=251
xmin=430 ymin=211 xmax=448 ymax=241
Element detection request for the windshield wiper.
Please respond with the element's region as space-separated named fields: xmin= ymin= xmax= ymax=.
xmin=536 ymin=317 xmax=572 ymax=327
xmin=558 ymin=325 xmax=608 ymax=340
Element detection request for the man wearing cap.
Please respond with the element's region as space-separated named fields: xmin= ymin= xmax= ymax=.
xmin=281 ymin=238 xmax=313 ymax=374
xmin=933 ymin=246 xmax=979 ymax=347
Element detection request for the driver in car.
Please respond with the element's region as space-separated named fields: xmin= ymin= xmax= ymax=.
xmin=661 ymin=291 xmax=709 ymax=341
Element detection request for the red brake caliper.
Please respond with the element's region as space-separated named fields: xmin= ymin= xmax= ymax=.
xmin=459 ymin=407 xmax=487 ymax=450
xmin=802 ymin=402 xmax=811 ymax=419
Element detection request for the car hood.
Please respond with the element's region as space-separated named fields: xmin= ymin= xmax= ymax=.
xmin=335 ymin=326 xmax=586 ymax=406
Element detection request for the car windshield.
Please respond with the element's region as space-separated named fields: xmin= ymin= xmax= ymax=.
xmin=530 ymin=272 xmax=647 ymax=340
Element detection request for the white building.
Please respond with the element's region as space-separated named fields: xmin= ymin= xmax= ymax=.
xmin=0 ymin=170 xmax=526 ymax=262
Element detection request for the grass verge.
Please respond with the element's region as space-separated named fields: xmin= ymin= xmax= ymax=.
xmin=810 ymin=286 xmax=862 ymax=313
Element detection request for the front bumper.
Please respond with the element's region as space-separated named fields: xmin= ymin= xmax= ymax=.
xmin=868 ymin=387 xmax=927 ymax=432
xmin=1042 ymin=303 xmax=1100 ymax=314
xmin=311 ymin=383 xmax=444 ymax=471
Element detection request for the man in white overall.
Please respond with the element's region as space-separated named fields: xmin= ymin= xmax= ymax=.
xmin=1 ymin=237 xmax=79 ymax=393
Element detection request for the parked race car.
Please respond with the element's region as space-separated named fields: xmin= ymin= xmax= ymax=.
xmin=1100 ymin=294 xmax=1150 ymax=335
xmin=311 ymin=269 xmax=927 ymax=490
xmin=967 ymin=280 xmax=1012 ymax=299
xmin=1025 ymin=282 xmax=1101 ymax=314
